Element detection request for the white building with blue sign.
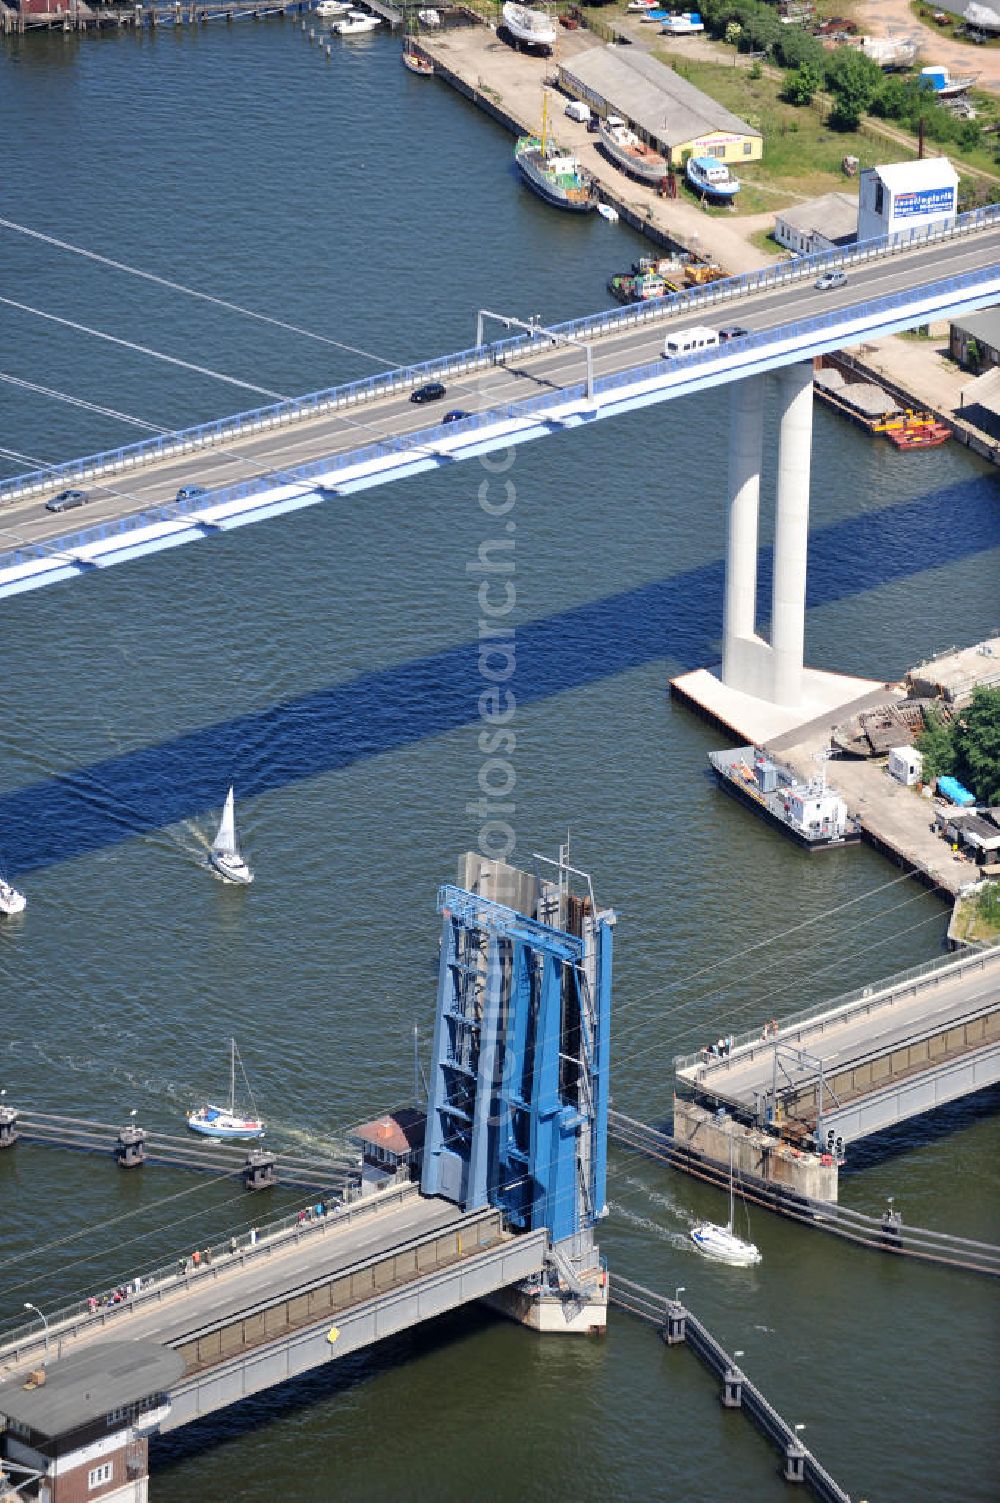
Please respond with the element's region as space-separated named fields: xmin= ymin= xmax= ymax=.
xmin=857 ymin=158 xmax=959 ymax=245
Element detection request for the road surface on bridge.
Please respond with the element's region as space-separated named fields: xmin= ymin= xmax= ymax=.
xmin=0 ymin=1191 xmax=465 ymax=1378
xmin=681 ymin=951 xmax=1000 ymax=1113
xmin=4 ymin=226 xmax=998 ymax=555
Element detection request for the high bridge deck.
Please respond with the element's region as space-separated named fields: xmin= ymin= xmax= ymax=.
xmin=1 ymin=215 xmax=998 ymax=598
xmin=675 ymin=945 xmax=1000 ymax=1146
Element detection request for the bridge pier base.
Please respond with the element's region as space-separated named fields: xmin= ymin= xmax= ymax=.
xmin=673 ymin=363 xmax=882 ymax=743
xmin=486 ymin=1262 xmax=609 ymax=1336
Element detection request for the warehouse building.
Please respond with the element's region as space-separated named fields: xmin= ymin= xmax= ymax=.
xmin=557 ymin=46 xmax=762 ymax=169
xmin=857 ymin=158 xmax=958 ymax=244
xmin=774 ymin=191 xmax=858 ymax=255
xmin=951 ymin=307 xmax=1000 ymax=373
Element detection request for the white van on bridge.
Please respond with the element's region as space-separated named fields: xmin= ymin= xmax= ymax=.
xmin=663 ymin=325 xmax=719 ymax=359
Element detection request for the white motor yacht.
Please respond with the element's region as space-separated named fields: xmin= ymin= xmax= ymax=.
xmin=502 ymin=1 xmax=557 ymax=49
xmin=0 ymin=877 xmax=26 ymax=916
xmin=332 ymin=9 xmax=381 ymax=32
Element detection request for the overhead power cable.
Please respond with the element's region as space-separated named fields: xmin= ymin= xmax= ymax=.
xmin=0 ymin=215 xmax=405 ymax=369
xmin=0 ymin=295 xmax=288 ymax=400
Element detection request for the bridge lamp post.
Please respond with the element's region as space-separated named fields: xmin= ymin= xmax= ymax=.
xmin=24 ymin=1302 xmax=50 ymax=1367
xmin=674 ymin=1285 xmax=685 ymax=1303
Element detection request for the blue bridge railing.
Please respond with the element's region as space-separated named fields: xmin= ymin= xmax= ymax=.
xmin=1 ymin=255 xmax=996 ymax=578
xmin=1 ymin=203 xmax=997 ymax=509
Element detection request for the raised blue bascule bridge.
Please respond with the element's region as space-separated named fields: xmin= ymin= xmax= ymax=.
xmin=422 ymin=851 xmax=615 ymax=1332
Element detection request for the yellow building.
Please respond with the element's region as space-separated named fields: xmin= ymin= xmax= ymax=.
xmin=558 ymin=47 xmax=763 ymax=169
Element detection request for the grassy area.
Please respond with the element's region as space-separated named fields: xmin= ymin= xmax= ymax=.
xmin=953 ymin=884 xmax=1000 ymax=944
xmin=655 ymin=52 xmax=895 ymax=210
xmin=748 ymin=227 xmax=791 ymax=254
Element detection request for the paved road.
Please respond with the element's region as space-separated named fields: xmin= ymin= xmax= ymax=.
xmin=683 ymin=950 xmax=1000 ymax=1110
xmin=3 ymin=226 xmax=998 ymax=556
xmin=0 ymin=1193 xmax=467 ymax=1377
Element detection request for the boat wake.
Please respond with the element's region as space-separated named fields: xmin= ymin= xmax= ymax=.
xmin=609 ymin=1199 xmax=691 ymax=1250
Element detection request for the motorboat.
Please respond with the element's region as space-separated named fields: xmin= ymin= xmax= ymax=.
xmin=919 ymin=64 xmax=979 ymax=97
xmin=0 ymin=876 xmax=26 ymax=916
xmin=686 ymin=153 xmax=741 ymax=199
xmin=187 ymin=1038 xmax=265 ymax=1140
xmin=502 ymin=1 xmax=557 ymax=50
xmin=207 ymin=786 xmax=254 ymax=885
xmin=403 ymin=49 xmax=434 ymax=72
xmin=331 ymin=9 xmax=381 ymax=33
xmin=598 ymin=114 xmax=668 ymax=183
xmin=417 ymin=6 xmax=441 ymax=23
xmin=660 ymin=9 xmax=704 ymax=31
xmin=315 ymin=0 xmax=350 ymax=13
xmin=690 ymin=1132 xmax=762 ymax=1267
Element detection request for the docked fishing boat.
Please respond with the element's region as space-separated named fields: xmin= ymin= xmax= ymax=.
xmin=0 ymin=875 xmax=26 ymax=917
xmin=502 ymin=1 xmax=557 ymax=50
xmin=708 ymin=747 xmax=860 ymax=850
xmin=208 ymin=787 xmax=254 ymax=885
xmin=608 ymin=270 xmax=667 ymax=303
xmin=661 ymin=9 xmax=704 ymax=31
xmin=686 ymin=153 xmax=740 ymax=199
xmin=331 ymin=8 xmax=381 ymax=32
xmin=598 ymin=115 xmax=668 ymax=184
xmin=403 ymin=49 xmax=434 ymax=73
xmin=515 ymin=96 xmax=595 ymax=212
xmin=187 ymin=1038 xmax=265 ymax=1141
xmin=690 ymin=1135 xmax=761 ymax=1267
xmin=315 ymin=0 xmax=350 ymax=13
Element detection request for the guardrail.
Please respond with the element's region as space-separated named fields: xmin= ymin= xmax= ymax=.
xmin=2 ymin=256 xmax=998 ymax=577
xmin=673 ymin=943 xmax=1000 ymax=1073
xmin=1 ymin=205 xmax=997 ymax=507
xmin=0 ymin=1178 xmax=420 ymax=1367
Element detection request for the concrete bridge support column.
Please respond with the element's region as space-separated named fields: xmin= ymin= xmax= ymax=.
xmin=722 ymin=375 xmax=768 ymax=696
xmin=770 ymin=362 xmax=814 ymax=708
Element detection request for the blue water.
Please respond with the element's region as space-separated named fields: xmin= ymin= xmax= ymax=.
xmin=1 ymin=19 xmax=999 ymax=1503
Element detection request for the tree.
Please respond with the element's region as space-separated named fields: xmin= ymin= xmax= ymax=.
xmin=825 ymin=50 xmax=881 ymax=129
xmin=954 ymin=687 xmax=1000 ymax=806
xmin=916 ymin=707 xmax=957 ymax=783
xmin=783 ymin=61 xmax=822 ymax=105
xmin=725 ymin=20 xmax=742 ymax=46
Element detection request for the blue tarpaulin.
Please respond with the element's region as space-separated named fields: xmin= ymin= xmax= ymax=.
xmin=938 ymin=776 xmax=976 ymax=806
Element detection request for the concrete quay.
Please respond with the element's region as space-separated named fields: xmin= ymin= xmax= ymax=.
xmin=415 ymin=23 xmax=779 ymax=273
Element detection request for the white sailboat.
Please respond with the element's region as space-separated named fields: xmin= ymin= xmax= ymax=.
xmin=690 ymin=1132 xmax=762 ymax=1267
xmin=187 ymin=1038 xmax=266 ymax=1140
xmin=208 ymin=787 xmax=254 ymax=885
xmin=0 ymin=874 xmax=26 ymax=917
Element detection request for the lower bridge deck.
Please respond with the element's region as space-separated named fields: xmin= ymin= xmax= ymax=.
xmin=0 ymin=1185 xmax=548 ymax=1422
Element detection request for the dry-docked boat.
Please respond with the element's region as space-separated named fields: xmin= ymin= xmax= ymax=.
xmin=686 ymin=153 xmax=740 ymax=199
xmin=598 ymin=115 xmax=668 ymax=184
xmin=502 ymin=1 xmax=557 ymax=50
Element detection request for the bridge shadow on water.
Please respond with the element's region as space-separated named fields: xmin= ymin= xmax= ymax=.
xmin=151 ymin=1303 xmax=504 ymax=1467
xmin=2 ymin=479 xmax=998 ymax=874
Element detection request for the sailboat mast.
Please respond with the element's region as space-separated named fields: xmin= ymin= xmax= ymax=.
xmin=230 ymin=1038 xmax=236 ymax=1116
xmin=728 ymin=1130 xmax=735 ymax=1232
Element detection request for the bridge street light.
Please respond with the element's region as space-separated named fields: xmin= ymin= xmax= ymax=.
xmin=24 ymin=1302 xmax=50 ymax=1367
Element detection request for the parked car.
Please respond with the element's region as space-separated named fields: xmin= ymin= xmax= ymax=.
xmin=814 ymin=270 xmax=847 ymax=291
xmin=443 ymin=409 xmax=469 ymax=424
xmin=411 ymin=382 xmax=446 ymax=404
xmin=719 ymin=324 xmax=750 ymax=342
xmin=45 ymin=489 xmax=89 ymax=514
xmin=175 ymin=484 xmax=207 ymax=502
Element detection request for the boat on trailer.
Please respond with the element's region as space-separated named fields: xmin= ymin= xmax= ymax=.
xmin=598 ymin=115 xmax=668 ymax=184
xmin=686 ymin=153 xmax=740 ymax=199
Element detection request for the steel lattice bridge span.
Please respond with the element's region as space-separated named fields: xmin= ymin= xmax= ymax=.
xmin=1 ymin=209 xmax=998 ymax=625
